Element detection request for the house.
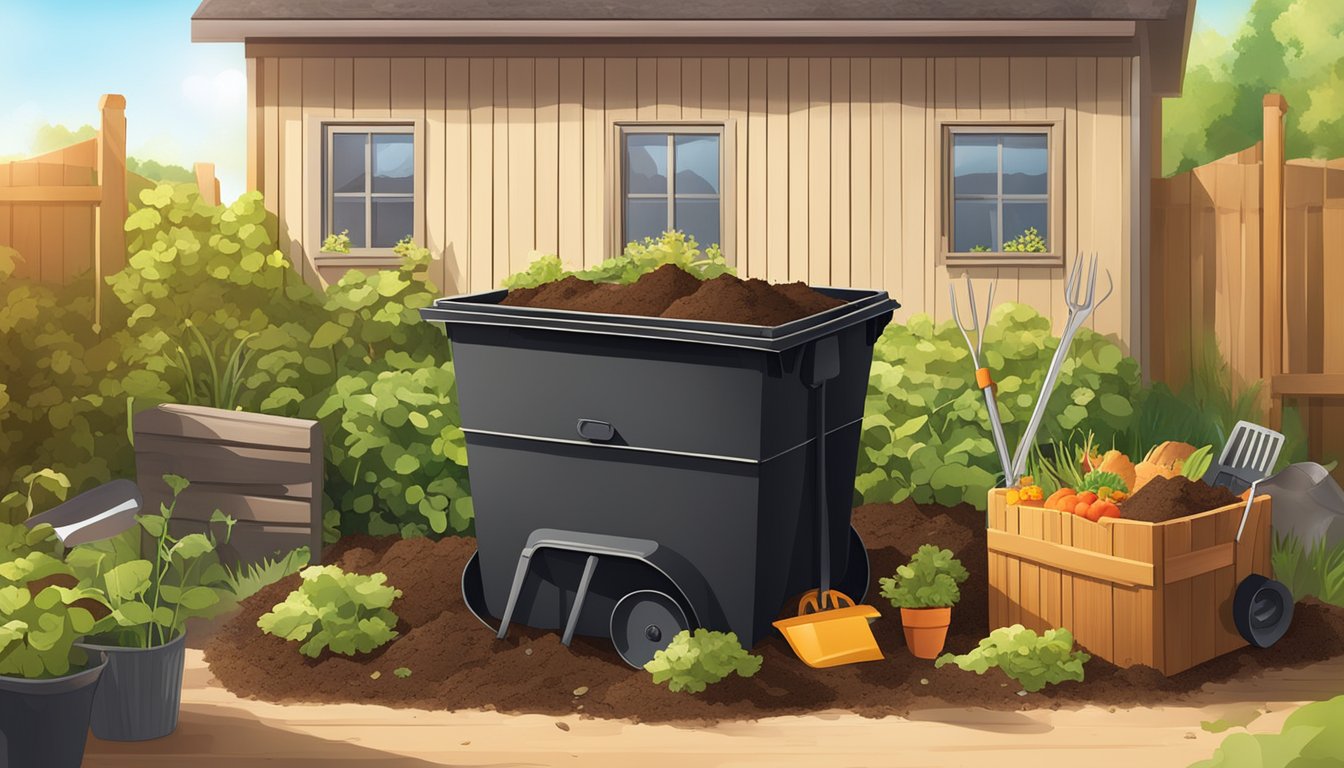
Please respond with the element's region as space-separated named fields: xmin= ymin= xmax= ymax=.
xmin=191 ymin=0 xmax=1197 ymax=365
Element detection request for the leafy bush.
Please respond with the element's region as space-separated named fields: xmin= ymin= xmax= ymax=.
xmin=321 ymin=230 xmax=352 ymax=254
xmin=643 ymin=628 xmax=762 ymax=693
xmin=258 ymin=565 xmax=402 ymax=658
xmin=857 ymin=304 xmax=1143 ymax=509
xmin=879 ymin=544 xmax=969 ymax=609
xmin=1002 ymin=227 xmax=1048 ymax=253
xmin=935 ymin=624 xmax=1090 ymax=692
xmin=1189 ymin=693 xmax=1344 ymax=768
xmin=0 ymin=524 xmax=105 ymax=678
xmin=221 ymin=546 xmax=310 ymax=604
xmin=502 ymin=230 xmax=733 ymax=289
xmin=68 ymin=475 xmax=234 ymax=647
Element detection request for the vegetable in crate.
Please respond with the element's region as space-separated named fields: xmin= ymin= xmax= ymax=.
xmin=1134 ymin=441 xmax=1198 ymax=493
xmin=880 ymin=544 xmax=970 ymax=659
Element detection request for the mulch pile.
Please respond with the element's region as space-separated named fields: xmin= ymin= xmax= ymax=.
xmin=205 ymin=501 xmax=1344 ymax=724
xmin=499 ymin=265 xmax=845 ymax=326
xmin=1121 ymin=476 xmax=1243 ymax=523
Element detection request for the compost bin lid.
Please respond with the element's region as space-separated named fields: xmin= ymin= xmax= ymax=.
xmin=420 ymin=285 xmax=899 ymax=353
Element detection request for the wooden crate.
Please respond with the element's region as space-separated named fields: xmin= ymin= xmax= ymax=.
xmin=986 ymin=489 xmax=1273 ymax=676
xmin=134 ymin=404 xmax=324 ymax=566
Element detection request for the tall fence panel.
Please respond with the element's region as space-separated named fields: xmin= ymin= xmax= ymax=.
xmin=1151 ymin=94 xmax=1344 ymax=471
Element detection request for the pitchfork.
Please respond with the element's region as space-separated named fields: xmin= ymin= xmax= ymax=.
xmin=949 ymin=253 xmax=1113 ymax=489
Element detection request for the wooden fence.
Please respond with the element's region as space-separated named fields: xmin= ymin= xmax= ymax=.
xmin=1151 ymin=94 xmax=1344 ymax=469
xmin=0 ymin=95 xmax=220 ymax=299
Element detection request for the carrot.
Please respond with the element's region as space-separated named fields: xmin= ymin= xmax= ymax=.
xmin=1056 ymin=494 xmax=1080 ymax=513
xmin=1086 ymin=499 xmax=1121 ymax=522
xmin=1074 ymin=501 xmax=1091 ymax=517
xmin=1079 ymin=491 xmax=1099 ymax=505
xmin=1045 ymin=488 xmax=1075 ymax=511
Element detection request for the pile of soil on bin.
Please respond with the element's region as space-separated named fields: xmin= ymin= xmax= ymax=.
xmin=498 ymin=264 xmax=846 ymax=326
xmin=205 ymin=501 xmax=1344 ymax=724
xmin=1121 ymin=476 xmax=1243 ymax=523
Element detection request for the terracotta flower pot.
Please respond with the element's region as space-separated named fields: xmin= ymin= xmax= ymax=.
xmin=900 ymin=606 xmax=952 ymax=659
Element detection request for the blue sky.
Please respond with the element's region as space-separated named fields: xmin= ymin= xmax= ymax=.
xmin=0 ymin=0 xmax=1255 ymax=204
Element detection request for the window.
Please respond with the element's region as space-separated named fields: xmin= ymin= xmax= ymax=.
xmin=324 ymin=125 xmax=416 ymax=251
xmin=619 ymin=125 xmax=724 ymax=250
xmin=942 ymin=125 xmax=1061 ymax=265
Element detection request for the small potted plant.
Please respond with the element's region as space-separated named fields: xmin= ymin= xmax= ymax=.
xmin=70 ymin=474 xmax=234 ymax=741
xmin=879 ymin=544 xmax=969 ymax=659
xmin=0 ymin=521 xmax=109 ymax=768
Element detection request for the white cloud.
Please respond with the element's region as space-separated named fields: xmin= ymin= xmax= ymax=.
xmin=181 ymin=69 xmax=247 ymax=114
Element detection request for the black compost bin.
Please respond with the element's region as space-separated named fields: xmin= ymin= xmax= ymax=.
xmin=420 ymin=285 xmax=897 ymax=666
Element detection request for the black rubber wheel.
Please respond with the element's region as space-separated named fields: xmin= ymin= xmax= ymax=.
xmin=834 ymin=526 xmax=871 ymax=604
xmin=1233 ymin=574 xmax=1294 ymax=648
xmin=610 ymin=590 xmax=689 ymax=668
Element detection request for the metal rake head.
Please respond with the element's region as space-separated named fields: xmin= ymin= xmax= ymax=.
xmin=1065 ymin=253 xmax=1114 ymax=313
xmin=948 ymin=275 xmax=997 ymax=360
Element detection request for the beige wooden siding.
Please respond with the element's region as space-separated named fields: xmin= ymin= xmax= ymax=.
xmin=254 ymin=55 xmax=1136 ymax=346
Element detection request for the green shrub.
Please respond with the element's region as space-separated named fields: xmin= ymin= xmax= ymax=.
xmin=221 ymin=546 xmax=310 ymax=604
xmin=1272 ymin=532 xmax=1344 ymax=608
xmin=644 ymin=628 xmax=762 ymax=693
xmin=1189 ymin=694 xmax=1344 ymax=768
xmin=935 ymin=624 xmax=1090 ymax=692
xmin=879 ymin=544 xmax=969 ymax=609
xmin=1002 ymin=227 xmax=1048 ymax=253
xmin=67 ymin=475 xmax=234 ymax=648
xmin=258 ymin=565 xmax=402 ymax=658
xmin=856 ymin=303 xmax=1143 ymax=509
xmin=0 ymin=524 xmax=105 ymax=678
xmin=321 ymin=230 xmax=352 ymax=254
xmin=502 ymin=230 xmax=733 ymax=289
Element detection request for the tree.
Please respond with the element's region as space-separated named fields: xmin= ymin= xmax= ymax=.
xmin=1162 ymin=0 xmax=1344 ymax=175
xmin=28 ymin=123 xmax=196 ymax=184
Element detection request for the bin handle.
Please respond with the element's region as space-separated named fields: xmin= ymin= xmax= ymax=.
xmin=576 ymin=419 xmax=616 ymax=442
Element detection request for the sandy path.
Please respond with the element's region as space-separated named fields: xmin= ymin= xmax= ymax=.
xmin=82 ymin=650 xmax=1344 ymax=768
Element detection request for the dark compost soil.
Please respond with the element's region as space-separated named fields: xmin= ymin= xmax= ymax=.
xmin=499 ymin=265 xmax=845 ymax=326
xmin=204 ymin=500 xmax=1344 ymax=724
xmin=1121 ymin=476 xmax=1243 ymax=524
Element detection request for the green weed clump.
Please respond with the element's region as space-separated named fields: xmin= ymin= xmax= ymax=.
xmin=644 ymin=629 xmax=762 ymax=694
xmin=935 ymin=625 xmax=1090 ymax=693
xmin=258 ymin=565 xmax=402 ymax=658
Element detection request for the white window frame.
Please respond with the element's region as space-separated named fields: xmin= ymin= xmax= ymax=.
xmin=938 ymin=121 xmax=1064 ymax=268
xmin=305 ymin=117 xmax=425 ymax=264
xmin=609 ymin=121 xmax=736 ymax=264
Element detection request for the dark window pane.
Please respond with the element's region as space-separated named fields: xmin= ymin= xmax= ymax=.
xmin=625 ymin=134 xmax=669 ymax=194
xmin=953 ymin=199 xmax=998 ymax=252
xmin=674 ymin=135 xmax=719 ymax=194
xmin=331 ymin=133 xmax=367 ymax=194
xmin=331 ymin=198 xmax=367 ymax=248
xmin=625 ymin=197 xmax=668 ymax=243
xmin=1003 ymin=201 xmax=1049 ymax=250
xmin=1003 ymin=134 xmax=1048 ymax=195
xmin=674 ymin=198 xmax=720 ymax=248
xmin=372 ymin=134 xmax=414 ymax=194
xmin=952 ymin=134 xmax=998 ymax=196
xmin=372 ymin=198 xmax=414 ymax=248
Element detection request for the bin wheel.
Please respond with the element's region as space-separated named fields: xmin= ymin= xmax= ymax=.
xmin=1233 ymin=574 xmax=1294 ymax=648
xmin=610 ymin=590 xmax=689 ymax=669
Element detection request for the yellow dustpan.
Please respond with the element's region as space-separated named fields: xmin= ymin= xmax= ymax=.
xmin=774 ymin=589 xmax=883 ymax=668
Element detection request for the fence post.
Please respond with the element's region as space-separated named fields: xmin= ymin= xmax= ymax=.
xmin=194 ymin=162 xmax=219 ymax=206
xmin=96 ymin=94 xmax=127 ymax=328
xmin=1261 ymin=94 xmax=1287 ymax=429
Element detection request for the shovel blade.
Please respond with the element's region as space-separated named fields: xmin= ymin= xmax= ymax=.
xmin=773 ymin=604 xmax=884 ymax=669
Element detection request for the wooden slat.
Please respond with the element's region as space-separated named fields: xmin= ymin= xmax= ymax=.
xmin=63 ymin=163 xmax=94 ymax=279
xmin=0 ymin=186 xmax=101 ymax=203
xmin=143 ymin=488 xmax=314 ymax=525
xmin=830 ymin=58 xmax=851 ymax=288
xmin=636 ymin=58 xmax=656 ymax=120
xmin=1071 ymin=514 xmax=1114 ymax=662
xmin=681 ymin=58 xmax=701 ymax=119
xmin=1004 ymin=505 xmax=1021 ymax=627
xmin=875 ymin=57 xmax=899 ymax=304
xmin=1163 ymin=541 xmax=1235 ymax=584
xmin=1212 ymin=507 xmax=1245 ymax=657
xmin=468 ymin=58 xmax=495 ymax=291
xmin=1039 ymin=507 xmax=1063 ymax=629
xmin=987 ymin=528 xmax=1155 ymax=588
xmin=137 ymin=453 xmax=315 ymax=488
xmin=1017 ymin=506 xmax=1044 ymax=632
xmin=492 ymin=58 xmax=510 ymax=283
xmin=581 ymin=57 xmax=605 ymax=269
xmin=732 ymin=57 xmax=754 ymax=276
xmin=277 ymin=58 xmax=303 ymax=279
xmin=134 ymin=404 xmax=319 ymax=449
xmin=1163 ymin=519 xmax=1193 ymax=675
xmin=987 ymin=491 xmax=1008 ymax=630
xmin=787 ymin=58 xmax=809 ymax=282
xmin=807 ymin=58 xmax=830 ymax=286
xmin=11 ymin=161 xmax=39 ymax=279
xmin=899 ymin=59 xmax=925 ymax=316
xmin=850 ymin=58 xmax=871 ymax=290
xmin=507 ymin=58 xmax=535 ymax=272
xmin=1188 ymin=514 xmax=1218 ymax=667
xmin=765 ymin=57 xmax=789 ymax=284
xmin=535 ymin=57 xmax=560 ymax=258
xmin=656 ymin=57 xmax=680 ymax=120
xmin=557 ymin=58 xmax=583 ymax=267
xmin=172 ymin=518 xmax=317 ymax=567
xmin=1110 ymin=520 xmax=1156 ymax=667
xmin=444 ymin=58 xmax=471 ymax=294
xmin=424 ymin=58 xmax=449 ymax=292
xmin=1094 ymin=58 xmax=1125 ymax=339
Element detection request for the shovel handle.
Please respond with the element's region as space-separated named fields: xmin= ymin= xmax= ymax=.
xmin=799 ymin=589 xmax=855 ymax=615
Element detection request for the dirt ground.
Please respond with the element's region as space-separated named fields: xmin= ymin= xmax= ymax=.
xmin=204 ymin=500 xmax=1344 ymax=723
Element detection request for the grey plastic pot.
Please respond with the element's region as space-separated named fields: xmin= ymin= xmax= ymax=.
xmin=78 ymin=631 xmax=186 ymax=741
xmin=0 ymin=651 xmax=107 ymax=768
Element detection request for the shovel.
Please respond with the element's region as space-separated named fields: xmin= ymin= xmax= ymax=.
xmin=773 ymin=338 xmax=883 ymax=668
xmin=24 ymin=479 xmax=142 ymax=546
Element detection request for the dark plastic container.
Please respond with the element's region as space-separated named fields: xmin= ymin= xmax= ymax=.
xmin=79 ymin=631 xmax=186 ymax=741
xmin=420 ymin=286 xmax=897 ymax=648
xmin=0 ymin=652 xmax=106 ymax=768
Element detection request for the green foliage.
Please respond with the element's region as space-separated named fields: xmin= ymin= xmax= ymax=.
xmin=855 ymin=303 xmax=1142 ymax=509
xmin=393 ymin=666 xmax=411 ymax=678
xmin=1272 ymin=532 xmax=1344 ymax=608
xmin=935 ymin=624 xmax=1090 ymax=693
xmin=502 ymin=230 xmax=733 ymax=289
xmin=1164 ymin=0 xmax=1344 ymax=175
xmin=1002 ymin=227 xmax=1048 ymax=253
xmin=68 ymin=475 xmax=235 ymax=648
xmin=0 ymin=523 xmax=105 ymax=679
xmin=321 ymin=230 xmax=352 ymax=254
xmin=643 ymin=629 xmax=762 ymax=694
xmin=969 ymin=245 xmax=991 ymax=253
xmin=1181 ymin=445 xmax=1216 ymax=481
xmin=258 ymin=565 xmax=402 ymax=658
xmin=879 ymin=544 xmax=969 ymax=609
xmin=221 ymin=546 xmax=311 ymax=603
xmin=1189 ymin=693 xmax=1344 ymax=768
xmin=1080 ymin=469 xmax=1128 ymax=495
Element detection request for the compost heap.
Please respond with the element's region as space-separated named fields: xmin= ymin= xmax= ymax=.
xmin=499 ymin=265 xmax=846 ymax=326
xmin=1120 ymin=476 xmax=1242 ymax=524
xmin=202 ymin=500 xmax=1344 ymax=724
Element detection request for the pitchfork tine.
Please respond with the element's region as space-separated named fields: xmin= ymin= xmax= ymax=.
xmin=1086 ymin=253 xmax=1099 ymax=305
